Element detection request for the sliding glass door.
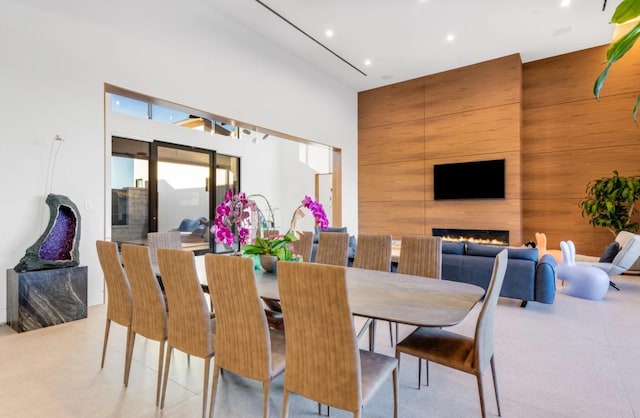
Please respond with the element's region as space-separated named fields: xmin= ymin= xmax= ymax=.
xmin=153 ymin=143 xmax=213 ymax=252
xmin=111 ymin=137 xmax=240 ymax=253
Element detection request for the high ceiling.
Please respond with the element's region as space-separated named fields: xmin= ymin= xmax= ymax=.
xmin=206 ymin=0 xmax=621 ymax=92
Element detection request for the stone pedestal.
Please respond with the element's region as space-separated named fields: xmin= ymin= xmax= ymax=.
xmin=6 ymin=266 xmax=88 ymax=333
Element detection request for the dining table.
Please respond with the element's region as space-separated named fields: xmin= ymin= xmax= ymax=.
xmin=192 ymin=256 xmax=485 ymax=347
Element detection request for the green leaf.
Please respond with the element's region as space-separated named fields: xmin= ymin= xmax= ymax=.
xmin=593 ymin=63 xmax=611 ymax=99
xmin=611 ymin=0 xmax=640 ymax=24
xmin=605 ymin=22 xmax=640 ymax=63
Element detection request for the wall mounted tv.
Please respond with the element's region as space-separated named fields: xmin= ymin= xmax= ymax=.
xmin=433 ymin=159 xmax=505 ymax=200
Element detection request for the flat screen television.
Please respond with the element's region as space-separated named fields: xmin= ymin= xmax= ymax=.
xmin=433 ymin=159 xmax=505 ymax=200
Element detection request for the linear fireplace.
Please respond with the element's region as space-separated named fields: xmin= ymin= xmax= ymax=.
xmin=432 ymin=228 xmax=509 ymax=246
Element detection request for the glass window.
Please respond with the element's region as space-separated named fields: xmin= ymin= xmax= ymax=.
xmin=150 ymin=104 xmax=190 ymax=125
xmin=111 ymin=94 xmax=149 ymax=119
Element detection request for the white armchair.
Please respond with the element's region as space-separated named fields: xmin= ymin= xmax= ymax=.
xmin=577 ymin=231 xmax=640 ymax=290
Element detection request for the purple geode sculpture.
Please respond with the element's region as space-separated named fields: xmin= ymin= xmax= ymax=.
xmin=14 ymin=194 xmax=81 ymax=272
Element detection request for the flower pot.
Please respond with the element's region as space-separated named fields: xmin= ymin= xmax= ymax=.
xmin=260 ymin=255 xmax=279 ymax=273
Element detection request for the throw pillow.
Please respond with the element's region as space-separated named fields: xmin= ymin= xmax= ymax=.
xmin=599 ymin=241 xmax=620 ymax=263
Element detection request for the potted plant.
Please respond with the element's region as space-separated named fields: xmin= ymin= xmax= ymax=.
xmin=242 ymin=195 xmax=329 ymax=272
xmin=579 ymin=170 xmax=640 ymax=237
xmin=594 ymin=0 xmax=640 ymax=121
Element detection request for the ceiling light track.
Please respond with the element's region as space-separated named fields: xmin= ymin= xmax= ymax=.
xmin=254 ymin=0 xmax=367 ymax=77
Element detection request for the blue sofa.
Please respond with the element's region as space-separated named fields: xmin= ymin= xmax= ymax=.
xmin=441 ymin=241 xmax=556 ymax=307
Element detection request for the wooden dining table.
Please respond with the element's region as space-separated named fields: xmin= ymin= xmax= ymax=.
xmin=193 ymin=256 xmax=484 ymax=329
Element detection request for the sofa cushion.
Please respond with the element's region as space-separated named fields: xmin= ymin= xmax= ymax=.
xmin=466 ymin=242 xmax=538 ymax=262
xmin=442 ymin=240 xmax=466 ymax=255
xmin=599 ymin=241 xmax=620 ymax=263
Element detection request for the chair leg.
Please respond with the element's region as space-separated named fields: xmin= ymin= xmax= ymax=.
xmin=490 ymin=356 xmax=502 ymax=417
xmin=425 ymin=360 xmax=429 ymax=386
xmin=202 ymin=357 xmax=211 ymax=418
xmin=476 ymin=373 xmax=487 ymax=418
xmin=209 ymin=365 xmax=221 ymax=418
xmin=160 ymin=346 xmax=173 ymax=409
xmin=100 ymin=318 xmax=111 ymax=368
xmin=156 ymin=340 xmax=166 ymax=406
xmin=282 ymin=390 xmax=291 ymax=418
xmin=388 ymin=321 xmax=394 ymax=346
xmin=124 ymin=329 xmax=135 ymax=386
xmin=262 ymin=380 xmax=270 ymax=418
xmin=369 ymin=320 xmax=377 ymax=352
xmin=392 ymin=367 xmax=399 ymax=418
xmin=417 ymin=358 xmax=421 ymax=389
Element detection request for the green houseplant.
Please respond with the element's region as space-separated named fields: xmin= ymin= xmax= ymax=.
xmin=580 ymin=170 xmax=640 ymax=237
xmin=594 ymin=0 xmax=640 ymax=121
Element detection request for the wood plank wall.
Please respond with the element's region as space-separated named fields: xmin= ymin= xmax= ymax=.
xmin=358 ymin=44 xmax=640 ymax=256
xmin=358 ymin=54 xmax=523 ymax=244
xmin=523 ymin=44 xmax=640 ymax=256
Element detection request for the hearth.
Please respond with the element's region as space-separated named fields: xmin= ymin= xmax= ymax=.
xmin=432 ymin=228 xmax=509 ymax=246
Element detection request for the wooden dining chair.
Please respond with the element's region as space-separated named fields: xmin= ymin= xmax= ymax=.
xmin=157 ymin=248 xmax=215 ymax=418
xmin=352 ymin=234 xmax=393 ymax=349
xmin=395 ymin=249 xmax=508 ymax=418
xmin=204 ymin=254 xmax=286 ymax=418
xmin=147 ymin=230 xmax=182 ymax=267
xmin=278 ymin=261 xmax=398 ymax=418
xmin=314 ymin=231 xmax=350 ymax=266
xmin=120 ymin=244 xmax=167 ymax=406
xmin=96 ymin=240 xmax=133 ymax=386
xmin=289 ymin=230 xmax=313 ymax=262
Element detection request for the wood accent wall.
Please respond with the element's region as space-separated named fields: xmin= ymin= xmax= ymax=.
xmin=358 ymin=44 xmax=640 ymax=256
xmin=523 ymin=44 xmax=640 ymax=256
xmin=358 ymin=55 xmax=523 ymax=244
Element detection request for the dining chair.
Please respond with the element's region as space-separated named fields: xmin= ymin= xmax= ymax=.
xmin=204 ymin=254 xmax=286 ymax=418
xmin=314 ymin=231 xmax=350 ymax=266
xmin=96 ymin=240 xmax=133 ymax=386
xmin=389 ymin=235 xmax=444 ymax=354
xmin=395 ymin=249 xmax=508 ymax=418
xmin=289 ymin=230 xmax=313 ymax=262
xmin=352 ymin=234 xmax=393 ymax=349
xmin=278 ymin=261 xmax=398 ymax=418
xmin=397 ymin=235 xmax=443 ymax=279
xmin=157 ymin=248 xmax=216 ymax=418
xmin=147 ymin=230 xmax=182 ymax=267
xmin=120 ymin=244 xmax=168 ymax=406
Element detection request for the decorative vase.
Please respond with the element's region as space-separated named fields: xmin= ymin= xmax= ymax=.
xmin=260 ymin=255 xmax=278 ymax=273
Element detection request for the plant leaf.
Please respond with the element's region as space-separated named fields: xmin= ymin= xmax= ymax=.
xmin=634 ymin=94 xmax=640 ymax=122
xmin=611 ymin=0 xmax=640 ymax=24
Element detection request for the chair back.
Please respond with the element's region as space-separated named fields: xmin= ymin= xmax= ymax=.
xmin=314 ymin=232 xmax=349 ymax=266
xmin=397 ymin=236 xmax=442 ymax=278
xmin=290 ymin=231 xmax=313 ymax=262
xmin=278 ymin=261 xmax=361 ymax=412
xmin=204 ymin=254 xmax=272 ymax=381
xmin=157 ymin=248 xmax=213 ymax=358
xmin=147 ymin=231 xmax=182 ymax=266
xmin=612 ymin=231 xmax=640 ymax=272
xmin=96 ymin=240 xmax=132 ymax=326
xmin=474 ymin=249 xmax=508 ymax=371
xmin=121 ymin=244 xmax=167 ymax=341
xmin=352 ymin=234 xmax=392 ymax=272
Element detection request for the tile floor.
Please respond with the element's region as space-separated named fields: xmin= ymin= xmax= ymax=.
xmin=1 ymin=275 xmax=639 ymax=417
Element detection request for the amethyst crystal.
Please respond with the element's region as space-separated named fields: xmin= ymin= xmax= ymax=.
xmin=14 ymin=194 xmax=81 ymax=271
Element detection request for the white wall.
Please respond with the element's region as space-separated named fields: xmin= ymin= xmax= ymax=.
xmin=0 ymin=0 xmax=358 ymax=323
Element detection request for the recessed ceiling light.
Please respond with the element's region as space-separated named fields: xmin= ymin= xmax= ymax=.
xmin=560 ymin=0 xmax=571 ymax=7
xmin=364 ymin=59 xmax=372 ymax=66
xmin=446 ymin=33 xmax=455 ymax=42
xmin=325 ymin=29 xmax=334 ymax=38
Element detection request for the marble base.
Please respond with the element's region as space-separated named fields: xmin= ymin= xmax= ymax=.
xmin=7 ymin=266 xmax=88 ymax=333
